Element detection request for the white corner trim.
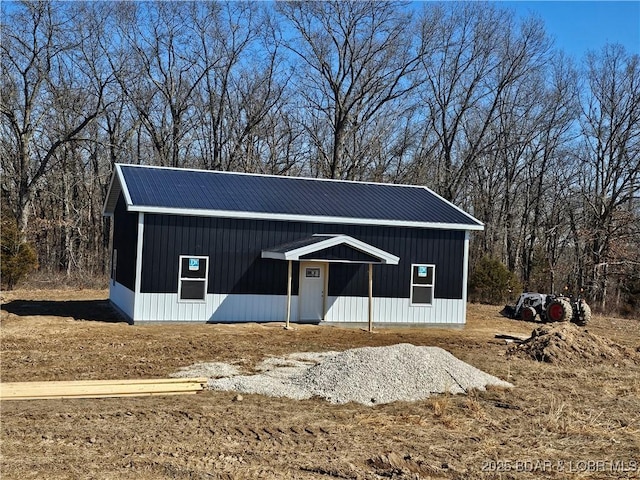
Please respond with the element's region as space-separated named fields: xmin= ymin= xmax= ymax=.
xmin=133 ymin=212 xmax=145 ymax=321
xmin=461 ymin=230 xmax=470 ymax=321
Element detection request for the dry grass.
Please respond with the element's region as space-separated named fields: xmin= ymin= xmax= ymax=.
xmin=1 ymin=290 xmax=639 ymax=479
xmin=13 ymin=271 xmax=110 ymax=291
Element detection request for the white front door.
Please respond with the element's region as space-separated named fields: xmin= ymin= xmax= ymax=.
xmin=299 ymin=262 xmax=326 ymax=322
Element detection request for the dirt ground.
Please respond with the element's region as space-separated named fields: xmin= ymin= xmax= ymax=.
xmin=1 ymin=289 xmax=639 ymax=479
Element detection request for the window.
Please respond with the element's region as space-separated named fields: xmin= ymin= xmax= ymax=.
xmin=178 ymin=256 xmax=209 ymax=302
xmin=410 ymin=264 xmax=435 ymax=306
xmin=305 ymin=267 xmax=321 ymax=278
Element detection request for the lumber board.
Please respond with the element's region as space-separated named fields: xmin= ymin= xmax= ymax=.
xmin=3 ymin=382 xmax=203 ymax=397
xmin=0 ymin=378 xmax=208 ymax=401
xmin=1 ymin=377 xmax=208 ymax=387
xmin=4 ymin=391 xmax=201 ymax=401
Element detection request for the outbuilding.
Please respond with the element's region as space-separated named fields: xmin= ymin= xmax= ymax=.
xmin=103 ymin=164 xmax=483 ymax=325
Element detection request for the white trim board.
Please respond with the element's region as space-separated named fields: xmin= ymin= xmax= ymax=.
xmin=125 ymin=205 xmax=484 ymax=231
xmin=262 ymin=234 xmax=400 ymax=264
xmin=133 ymin=212 xmax=145 ymax=321
xmin=462 ymin=231 xmax=470 ymax=323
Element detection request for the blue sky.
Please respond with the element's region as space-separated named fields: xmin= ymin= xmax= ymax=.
xmin=502 ymin=1 xmax=639 ymax=59
xmin=2 ymin=1 xmax=637 ymax=60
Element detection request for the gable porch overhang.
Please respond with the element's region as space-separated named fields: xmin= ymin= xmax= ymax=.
xmin=261 ymin=234 xmax=399 ymax=265
xmin=262 ymin=234 xmax=399 ymax=331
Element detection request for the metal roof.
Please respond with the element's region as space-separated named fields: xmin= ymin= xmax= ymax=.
xmin=261 ymin=236 xmax=329 ymax=254
xmin=103 ymin=164 xmax=484 ymax=231
xmin=262 ymin=234 xmax=400 ymax=264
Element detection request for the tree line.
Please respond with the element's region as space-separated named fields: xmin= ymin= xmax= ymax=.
xmin=1 ymin=1 xmax=639 ymax=313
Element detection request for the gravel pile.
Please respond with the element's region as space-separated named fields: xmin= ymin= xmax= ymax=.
xmin=181 ymin=344 xmax=512 ymax=406
xmin=170 ymin=362 xmax=242 ymax=379
xmin=296 ymin=344 xmax=511 ymax=405
xmin=207 ymin=352 xmax=333 ymax=401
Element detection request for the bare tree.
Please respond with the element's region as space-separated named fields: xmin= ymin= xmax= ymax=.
xmin=414 ymin=3 xmax=551 ymax=202
xmin=277 ymin=1 xmax=421 ymax=179
xmin=191 ymin=1 xmax=267 ymax=171
xmin=578 ymin=44 xmax=640 ymax=309
xmin=483 ymin=52 xmax=578 ymax=276
xmin=109 ymin=1 xmax=216 ymax=167
xmin=1 ymin=1 xmax=108 ymax=235
xmin=519 ymin=55 xmax=579 ymax=284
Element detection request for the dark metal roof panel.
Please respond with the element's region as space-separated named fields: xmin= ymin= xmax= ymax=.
xmin=263 ymin=236 xmax=327 ymax=254
xmin=300 ymin=245 xmax=383 ymax=263
xmin=118 ymin=164 xmax=483 ymax=228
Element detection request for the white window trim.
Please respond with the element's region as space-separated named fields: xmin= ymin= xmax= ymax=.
xmin=178 ymin=255 xmax=209 ymax=303
xmin=410 ymin=263 xmax=435 ymax=307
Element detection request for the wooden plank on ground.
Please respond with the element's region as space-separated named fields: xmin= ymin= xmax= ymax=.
xmin=2 ymin=377 xmax=208 ymax=387
xmin=3 ymin=382 xmax=203 ymax=397
xmin=0 ymin=378 xmax=208 ymax=401
xmin=2 ymin=390 xmax=203 ymax=401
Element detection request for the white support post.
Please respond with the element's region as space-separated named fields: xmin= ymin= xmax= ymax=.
xmin=368 ymin=263 xmax=373 ymax=332
xmin=285 ymin=260 xmax=292 ymax=329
